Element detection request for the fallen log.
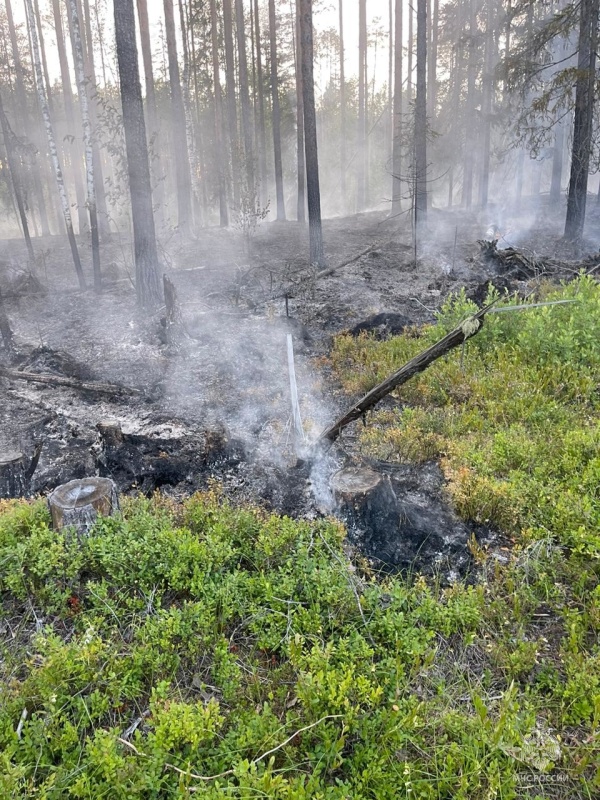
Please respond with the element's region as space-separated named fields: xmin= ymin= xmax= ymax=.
xmin=0 ymin=367 xmax=140 ymax=397
xmin=317 ymin=299 xmax=498 ymax=444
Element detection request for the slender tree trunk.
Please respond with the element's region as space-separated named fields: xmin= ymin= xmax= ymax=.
xmin=235 ymin=0 xmax=256 ymax=197
xmin=415 ymin=0 xmax=427 ymax=227
xmin=564 ymin=0 xmax=598 ymax=240
xmin=33 ymin=0 xmax=52 ymax=114
xmin=462 ymin=0 xmax=476 ymax=208
xmin=391 ymin=0 xmax=403 ymax=215
xmin=295 ymin=0 xmax=306 ymax=222
xmin=51 ymin=0 xmax=87 ymax=234
xmin=81 ymin=0 xmax=109 ymax=234
xmin=114 ymin=0 xmax=162 ymax=308
xmin=178 ymin=0 xmax=202 ymax=227
xmin=223 ymin=0 xmax=240 ymax=206
xmin=338 ymin=0 xmax=346 ymax=212
xmin=68 ymin=0 xmax=101 ymax=292
xmin=163 ymin=0 xmax=193 ymax=234
xmin=0 ymin=90 xmax=34 ymax=260
xmin=6 ymin=0 xmax=50 ymax=237
xmin=356 ymin=0 xmax=367 ymax=211
xmin=479 ymin=2 xmax=494 ymax=209
xmin=268 ymin=0 xmax=286 ymax=220
xmin=210 ymin=0 xmax=229 ymax=226
xmin=428 ymin=0 xmax=439 ymax=122
xmin=137 ymin=0 xmax=165 ymax=223
xmin=253 ymin=0 xmax=268 ymax=203
xmin=299 ymin=0 xmax=325 ymax=266
xmin=24 ymin=0 xmax=85 ymax=287
xmin=408 ymin=0 xmax=413 ymax=99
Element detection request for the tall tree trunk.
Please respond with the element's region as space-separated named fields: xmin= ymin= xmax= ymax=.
xmin=408 ymin=0 xmax=413 ymax=99
xmin=210 ymin=0 xmax=229 ymax=226
xmin=6 ymin=0 xmax=50 ymax=237
xmin=68 ymin=0 xmax=101 ymax=292
xmin=564 ymin=0 xmax=598 ymax=240
xmin=163 ymin=0 xmax=193 ymax=234
xmin=356 ymin=0 xmax=367 ymax=211
xmin=223 ymin=0 xmax=240 ymax=207
xmin=253 ymin=0 xmax=268 ymax=203
xmin=114 ymin=0 xmax=162 ymax=308
xmin=24 ymin=0 xmax=85 ymax=287
xmin=136 ymin=0 xmax=165 ymax=222
xmin=338 ymin=0 xmax=346 ymax=213
xmin=235 ymin=0 xmax=255 ymax=197
xmin=0 ymin=90 xmax=34 ymax=260
xmin=80 ymin=0 xmax=109 ymax=234
xmin=478 ymin=1 xmax=494 ymax=209
xmin=414 ymin=0 xmax=427 ymax=227
xmin=33 ymin=0 xmax=52 ymax=114
xmin=299 ymin=0 xmax=325 ymax=266
xmin=462 ymin=0 xmax=476 ymax=209
xmin=51 ymin=0 xmax=87 ymax=234
xmin=295 ymin=0 xmax=306 ymax=222
xmin=268 ymin=0 xmax=286 ymax=220
xmin=178 ymin=0 xmax=202 ymax=227
xmin=428 ymin=0 xmax=439 ymax=122
xmin=391 ymin=0 xmax=403 ymax=215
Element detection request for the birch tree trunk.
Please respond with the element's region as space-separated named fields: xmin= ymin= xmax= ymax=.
xmin=462 ymin=0 xmax=477 ymax=209
xmin=24 ymin=0 xmax=85 ymax=288
xmin=6 ymin=0 xmax=50 ymax=237
xmin=51 ymin=0 xmax=87 ymax=234
xmin=68 ymin=0 xmax=101 ymax=292
xmin=114 ymin=0 xmax=162 ymax=308
xmin=269 ymin=0 xmax=286 ymax=220
xmin=296 ymin=0 xmax=306 ymax=222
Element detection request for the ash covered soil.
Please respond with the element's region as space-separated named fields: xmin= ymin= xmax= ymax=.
xmin=1 ymin=205 xmax=596 ymax=575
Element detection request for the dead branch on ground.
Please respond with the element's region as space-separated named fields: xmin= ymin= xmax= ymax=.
xmin=0 ymin=367 xmax=140 ymax=397
xmin=317 ymin=299 xmax=498 ymax=445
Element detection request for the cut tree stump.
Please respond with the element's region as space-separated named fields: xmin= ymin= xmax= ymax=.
xmin=48 ymin=477 xmax=119 ymax=537
xmin=0 ymin=452 xmax=28 ymax=498
xmin=331 ymin=465 xmax=399 ymax=541
xmin=97 ymin=420 xmax=124 ymax=449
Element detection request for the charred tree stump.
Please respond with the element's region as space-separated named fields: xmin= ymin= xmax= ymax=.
xmin=97 ymin=420 xmax=124 ymax=449
xmin=0 ymin=287 xmax=15 ymax=357
xmin=48 ymin=477 xmax=119 ymax=537
xmin=331 ymin=466 xmax=399 ymax=544
xmin=0 ymin=452 xmax=28 ymax=498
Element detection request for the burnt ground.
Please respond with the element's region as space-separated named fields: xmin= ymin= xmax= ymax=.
xmin=1 ymin=203 xmax=598 ymax=577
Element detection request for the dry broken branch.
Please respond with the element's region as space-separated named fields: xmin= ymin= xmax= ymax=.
xmin=0 ymin=367 xmax=140 ymax=397
xmin=317 ymin=299 xmax=499 ymax=444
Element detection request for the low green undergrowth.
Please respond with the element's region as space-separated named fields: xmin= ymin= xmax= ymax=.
xmin=1 ymin=487 xmax=599 ymax=798
xmin=331 ymin=274 xmax=600 ymax=558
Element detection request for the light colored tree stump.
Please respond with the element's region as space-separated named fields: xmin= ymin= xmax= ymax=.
xmin=0 ymin=451 xmax=28 ymax=498
xmin=48 ymin=477 xmax=119 ymax=537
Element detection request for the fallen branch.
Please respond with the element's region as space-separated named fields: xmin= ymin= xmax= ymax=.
xmin=117 ymin=714 xmax=342 ymax=784
xmin=0 ymin=367 xmax=140 ymax=397
xmin=317 ymin=299 xmax=499 ymax=444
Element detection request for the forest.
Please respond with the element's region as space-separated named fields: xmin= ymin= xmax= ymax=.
xmin=0 ymin=0 xmax=600 ymax=798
